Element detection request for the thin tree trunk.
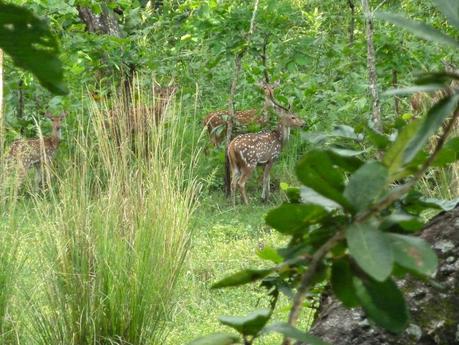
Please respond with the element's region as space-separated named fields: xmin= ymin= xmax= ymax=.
xmin=362 ymin=0 xmax=382 ymax=131
xmin=17 ymin=79 xmax=24 ymax=119
xmin=348 ymin=0 xmax=355 ymax=45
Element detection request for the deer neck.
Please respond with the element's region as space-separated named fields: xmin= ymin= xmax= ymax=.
xmin=50 ymin=127 xmax=61 ymax=147
xmin=276 ymin=122 xmax=290 ymax=147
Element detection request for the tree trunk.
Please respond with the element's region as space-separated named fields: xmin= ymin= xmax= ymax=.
xmin=300 ymin=206 xmax=459 ymax=345
xmin=348 ymin=0 xmax=355 ymax=45
xmin=362 ymin=0 xmax=382 ymax=131
xmin=77 ymin=3 xmax=121 ymax=37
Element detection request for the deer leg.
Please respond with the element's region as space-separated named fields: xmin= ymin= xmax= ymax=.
xmin=261 ymin=161 xmax=273 ymax=202
xmin=230 ymin=168 xmax=240 ymax=206
xmin=238 ymin=165 xmax=254 ymax=205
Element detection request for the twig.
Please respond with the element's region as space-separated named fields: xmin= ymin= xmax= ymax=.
xmin=281 ymin=231 xmax=345 ymax=345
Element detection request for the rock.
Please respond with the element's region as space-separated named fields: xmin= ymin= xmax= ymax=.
xmin=300 ymin=207 xmax=459 ymax=345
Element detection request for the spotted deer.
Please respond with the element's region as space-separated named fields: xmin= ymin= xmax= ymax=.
xmin=6 ymin=112 xmax=67 ymax=189
xmin=203 ymin=81 xmax=280 ymax=147
xmin=227 ymin=87 xmax=305 ymax=204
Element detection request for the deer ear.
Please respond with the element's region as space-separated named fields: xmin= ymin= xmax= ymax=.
xmin=60 ymin=111 xmax=68 ymax=119
xmin=45 ymin=112 xmax=53 ymax=119
xmin=272 ymin=80 xmax=281 ymax=88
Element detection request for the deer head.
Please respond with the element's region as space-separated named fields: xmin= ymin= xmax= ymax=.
xmin=45 ymin=112 xmax=67 ymax=140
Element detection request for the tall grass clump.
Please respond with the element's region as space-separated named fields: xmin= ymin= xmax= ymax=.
xmin=29 ymin=79 xmax=200 ymax=345
xmin=0 ymin=155 xmax=22 ymax=344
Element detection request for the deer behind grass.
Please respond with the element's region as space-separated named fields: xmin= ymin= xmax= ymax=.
xmin=227 ymin=92 xmax=305 ymax=205
xmin=105 ymin=84 xmax=177 ymax=149
xmin=6 ymin=112 xmax=67 ymax=189
xmin=203 ymin=81 xmax=280 ymax=148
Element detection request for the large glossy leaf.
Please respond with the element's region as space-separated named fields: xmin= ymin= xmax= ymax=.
xmin=187 ymin=333 xmax=240 ymax=345
xmin=404 ymin=191 xmax=459 ymax=213
xmin=300 ymin=187 xmax=342 ymax=211
xmin=386 ymin=233 xmax=438 ymax=276
xmin=265 ymin=203 xmax=329 ymax=234
xmin=415 ymin=71 xmax=459 ymax=86
xmin=212 ymin=269 xmax=272 ymax=289
xmin=219 ymin=309 xmax=271 ymax=336
xmin=265 ymin=323 xmax=330 ymax=345
xmin=295 ymin=150 xmax=350 ymax=208
xmin=0 ymin=3 xmax=68 ymax=95
xmin=381 ymin=211 xmax=424 ymax=232
xmin=378 ymin=12 xmax=459 ymax=49
xmin=432 ymin=137 xmax=459 ymax=167
xmin=383 ymin=120 xmax=421 ymax=180
xmin=343 ymin=161 xmax=388 ymax=212
xmin=346 ymin=221 xmax=393 ymax=282
xmin=433 ymin=0 xmax=459 ymax=29
xmin=404 ymin=94 xmax=459 ymax=164
xmin=257 ymin=246 xmax=283 ymax=264
xmin=383 ymin=84 xmax=445 ymax=96
xmin=331 ymin=258 xmax=359 ymax=307
xmin=353 ymin=277 xmax=409 ymax=334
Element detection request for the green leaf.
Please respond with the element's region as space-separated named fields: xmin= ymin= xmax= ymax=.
xmin=383 ymin=85 xmax=445 ymax=96
xmin=404 ymin=95 xmax=459 ymax=164
xmin=326 ymin=149 xmax=364 ymax=172
xmin=344 ymin=161 xmax=388 ymax=212
xmin=365 ymin=127 xmax=391 ymax=149
xmin=212 ymin=269 xmax=272 ymax=289
xmin=296 ymin=150 xmax=350 ymax=208
xmin=300 ymin=187 xmax=342 ymax=211
xmin=403 ymin=191 xmax=459 ymax=213
xmin=331 ymin=258 xmax=359 ymax=307
xmin=383 ymin=120 xmax=421 ymax=180
xmin=432 ymin=137 xmax=459 ymax=166
xmin=219 ymin=309 xmax=271 ymax=337
xmin=353 ymin=277 xmax=409 ymax=334
xmin=432 ymin=0 xmax=459 ymax=29
xmin=386 ymin=233 xmax=438 ymax=276
xmin=346 ymin=221 xmax=393 ymax=282
xmin=332 ymin=125 xmax=362 ymax=140
xmin=265 ymin=322 xmax=330 ymax=345
xmin=381 ymin=211 xmax=424 ymax=232
xmin=377 ymin=12 xmax=459 ymax=49
xmin=265 ymin=203 xmax=328 ymax=234
xmin=257 ymin=246 xmax=283 ymax=264
xmin=187 ymin=333 xmax=240 ymax=345
xmin=0 ymin=3 xmax=68 ymax=95
xmin=415 ymin=71 xmax=459 ymax=86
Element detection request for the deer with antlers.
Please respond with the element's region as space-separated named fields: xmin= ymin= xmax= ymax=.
xmin=203 ymin=81 xmax=280 ymax=148
xmin=227 ymin=82 xmax=305 ymax=205
xmin=5 ymin=112 xmax=67 ymax=189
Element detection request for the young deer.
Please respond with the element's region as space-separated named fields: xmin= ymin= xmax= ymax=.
xmin=228 ymin=92 xmax=305 ymax=205
xmin=203 ymin=81 xmax=280 ymax=147
xmin=6 ymin=112 xmax=67 ymax=189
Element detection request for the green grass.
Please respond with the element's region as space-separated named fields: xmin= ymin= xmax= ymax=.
xmin=165 ymin=193 xmax=315 ymax=345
